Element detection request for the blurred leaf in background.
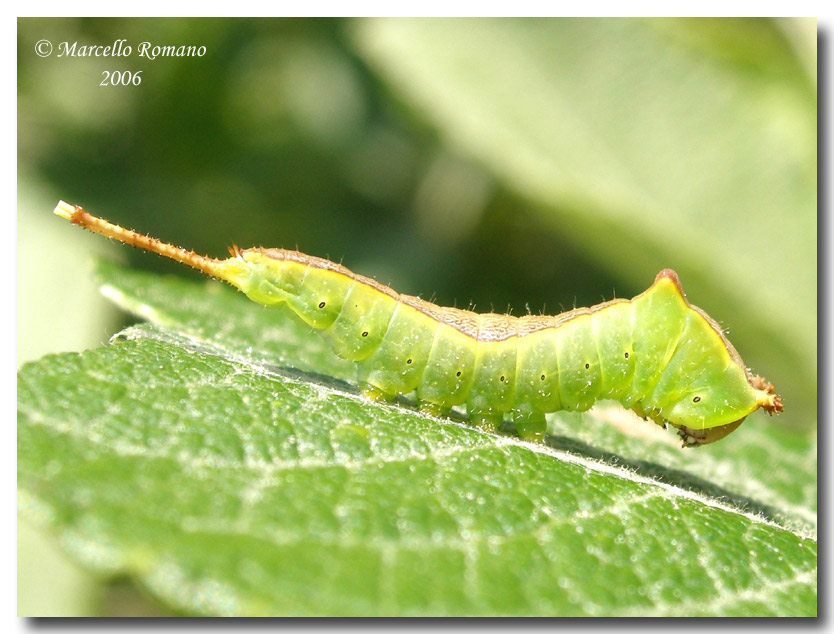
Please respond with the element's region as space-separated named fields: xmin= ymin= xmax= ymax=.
xmin=18 ymin=17 xmax=816 ymax=616
xmin=353 ymin=17 xmax=817 ymax=427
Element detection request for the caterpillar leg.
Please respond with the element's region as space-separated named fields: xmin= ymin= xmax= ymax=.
xmin=513 ymin=411 xmax=547 ymax=443
xmin=418 ymin=401 xmax=451 ymax=418
xmin=468 ymin=410 xmax=503 ymax=434
xmin=360 ymin=384 xmax=396 ymax=403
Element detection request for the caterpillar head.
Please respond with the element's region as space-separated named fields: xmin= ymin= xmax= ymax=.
xmin=633 ymin=275 xmax=783 ymax=447
xmin=654 ymin=373 xmax=782 ymax=447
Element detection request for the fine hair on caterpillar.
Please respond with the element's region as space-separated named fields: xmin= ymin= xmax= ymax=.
xmin=53 ymin=201 xmax=783 ymax=446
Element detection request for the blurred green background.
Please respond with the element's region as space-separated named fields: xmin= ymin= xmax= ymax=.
xmin=18 ymin=17 xmax=816 ymax=616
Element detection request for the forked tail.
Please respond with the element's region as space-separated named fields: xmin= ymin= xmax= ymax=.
xmin=53 ymin=201 xmax=226 ymax=279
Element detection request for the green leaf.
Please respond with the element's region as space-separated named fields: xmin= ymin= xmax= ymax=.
xmin=17 ymin=262 xmax=816 ymax=615
xmin=351 ymin=17 xmax=817 ymax=426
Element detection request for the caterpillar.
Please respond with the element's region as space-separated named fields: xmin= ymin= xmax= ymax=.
xmin=53 ymin=201 xmax=782 ymax=446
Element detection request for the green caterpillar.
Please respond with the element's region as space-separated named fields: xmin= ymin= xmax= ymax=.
xmin=54 ymin=201 xmax=782 ymax=446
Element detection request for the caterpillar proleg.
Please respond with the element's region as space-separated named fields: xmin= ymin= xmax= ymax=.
xmin=53 ymin=201 xmax=782 ymax=446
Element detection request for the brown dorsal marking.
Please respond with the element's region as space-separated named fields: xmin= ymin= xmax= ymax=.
xmin=250 ymin=247 xmax=629 ymax=342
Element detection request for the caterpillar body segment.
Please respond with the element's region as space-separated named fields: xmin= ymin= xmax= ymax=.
xmin=53 ymin=201 xmax=783 ymax=446
xmin=417 ymin=322 xmax=477 ymax=410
